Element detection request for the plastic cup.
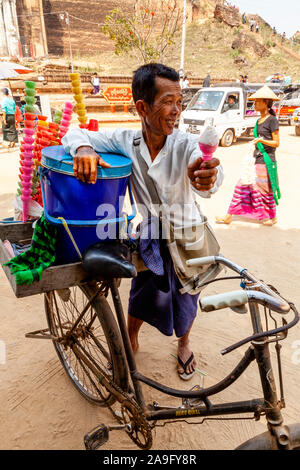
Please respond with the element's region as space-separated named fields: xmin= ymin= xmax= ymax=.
xmin=71 ymin=79 xmax=81 ymax=87
xmin=25 ymin=96 xmax=36 ymax=105
xmin=38 ymin=120 xmax=48 ymax=127
xmin=79 ymin=123 xmax=89 ymax=129
xmin=24 ymin=113 xmax=36 ymax=121
xmin=59 ymin=125 xmax=68 ymax=133
xmin=23 ymin=136 xmax=34 ymax=145
xmin=63 ymin=109 xmax=72 ymax=118
xmin=40 ymin=137 xmax=50 ymax=146
xmin=88 ymin=119 xmax=99 ymax=131
xmin=25 ymin=105 xmax=35 ymax=113
xmin=64 ymin=101 xmax=73 ymax=109
xmin=37 ymin=115 xmax=47 ymax=121
xmin=59 ymin=120 xmax=69 ymax=129
xmin=49 ymin=123 xmax=59 ymax=130
xmin=72 ymin=86 xmax=81 ymax=95
xmin=25 ymin=120 xmax=35 ymax=128
xmin=24 ymin=143 xmax=34 ymax=152
xmin=74 ymin=94 xmax=84 ymax=103
xmin=25 ymin=88 xmax=36 ymax=97
xmin=24 ymin=81 xmax=36 ymax=89
xmin=76 ymin=109 xmax=87 ymax=117
xmin=75 ymin=103 xmax=85 ymax=110
xmin=24 ymin=127 xmax=35 ymax=135
xmin=78 ymin=116 xmax=88 ymax=124
xmin=55 ymin=109 xmax=63 ymax=116
xmin=70 ymin=73 xmax=80 ymax=80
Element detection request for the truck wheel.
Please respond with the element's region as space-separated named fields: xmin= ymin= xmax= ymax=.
xmin=296 ymin=126 xmax=300 ymax=136
xmin=220 ymin=129 xmax=234 ymax=147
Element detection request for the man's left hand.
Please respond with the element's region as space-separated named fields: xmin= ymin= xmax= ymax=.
xmin=188 ymin=157 xmax=220 ymax=191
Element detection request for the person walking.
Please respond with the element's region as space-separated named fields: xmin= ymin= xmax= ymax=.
xmin=216 ymin=86 xmax=280 ymax=227
xmin=250 ymin=19 xmax=255 ymax=32
xmin=0 ymin=87 xmax=18 ymax=149
xmin=203 ymin=73 xmax=211 ymax=87
xmin=256 ymin=23 xmax=259 ymax=33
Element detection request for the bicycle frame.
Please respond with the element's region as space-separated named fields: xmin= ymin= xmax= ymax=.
xmin=103 ymin=256 xmax=298 ymax=449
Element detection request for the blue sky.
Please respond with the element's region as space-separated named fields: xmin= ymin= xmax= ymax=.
xmin=231 ymin=0 xmax=300 ymax=37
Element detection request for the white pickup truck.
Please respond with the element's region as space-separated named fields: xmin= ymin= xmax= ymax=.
xmin=178 ymin=85 xmax=258 ymax=146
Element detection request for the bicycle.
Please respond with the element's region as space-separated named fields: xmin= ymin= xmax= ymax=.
xmin=42 ymin=246 xmax=300 ymax=451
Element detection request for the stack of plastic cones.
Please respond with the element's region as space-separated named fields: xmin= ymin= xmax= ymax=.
xmin=70 ymin=73 xmax=88 ymax=127
xmin=57 ymin=102 xmax=73 ymax=143
xmin=20 ymin=81 xmax=37 ymax=222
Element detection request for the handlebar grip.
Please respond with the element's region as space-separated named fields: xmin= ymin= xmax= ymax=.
xmin=186 ymin=256 xmax=216 ymax=267
xmin=200 ymin=290 xmax=248 ymax=312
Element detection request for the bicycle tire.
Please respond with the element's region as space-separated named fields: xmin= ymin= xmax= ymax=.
xmin=236 ymin=423 xmax=300 ymax=450
xmin=45 ymin=282 xmax=128 ymax=407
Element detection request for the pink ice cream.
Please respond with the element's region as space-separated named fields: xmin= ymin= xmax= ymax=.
xmin=198 ymin=126 xmax=219 ymax=161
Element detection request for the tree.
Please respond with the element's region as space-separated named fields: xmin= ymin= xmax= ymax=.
xmin=101 ymin=0 xmax=182 ymax=64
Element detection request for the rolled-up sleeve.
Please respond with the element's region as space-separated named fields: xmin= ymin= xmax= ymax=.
xmin=61 ymin=128 xmax=135 ymax=159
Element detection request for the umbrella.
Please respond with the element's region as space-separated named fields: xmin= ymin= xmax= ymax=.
xmin=0 ymin=61 xmax=34 ymax=80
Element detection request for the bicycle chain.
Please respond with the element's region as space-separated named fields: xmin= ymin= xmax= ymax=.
xmin=98 ymin=368 xmax=153 ymax=450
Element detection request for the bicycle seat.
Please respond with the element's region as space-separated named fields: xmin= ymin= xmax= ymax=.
xmin=82 ymin=241 xmax=137 ymax=279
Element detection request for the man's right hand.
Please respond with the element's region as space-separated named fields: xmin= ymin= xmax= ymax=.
xmin=73 ymin=146 xmax=111 ymax=184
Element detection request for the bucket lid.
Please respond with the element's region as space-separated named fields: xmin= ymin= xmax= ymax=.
xmin=41 ymin=145 xmax=132 ymax=178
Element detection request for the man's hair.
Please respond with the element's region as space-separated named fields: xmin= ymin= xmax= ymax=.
xmin=132 ymin=63 xmax=179 ymax=106
xmin=1 ymin=87 xmax=9 ymax=96
xmin=228 ymin=94 xmax=236 ymax=100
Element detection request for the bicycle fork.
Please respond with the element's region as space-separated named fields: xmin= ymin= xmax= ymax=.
xmin=250 ymin=302 xmax=291 ymax=449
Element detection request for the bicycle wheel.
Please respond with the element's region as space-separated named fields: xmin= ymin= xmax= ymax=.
xmin=45 ymin=282 xmax=128 ymax=406
xmin=236 ymin=423 xmax=300 ymax=450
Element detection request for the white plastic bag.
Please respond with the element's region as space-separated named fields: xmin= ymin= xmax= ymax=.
xmin=240 ymin=143 xmax=256 ymax=186
xmin=13 ymin=196 xmax=43 ymax=221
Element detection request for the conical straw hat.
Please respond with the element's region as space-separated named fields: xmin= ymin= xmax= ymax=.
xmin=248 ymin=85 xmax=280 ymax=101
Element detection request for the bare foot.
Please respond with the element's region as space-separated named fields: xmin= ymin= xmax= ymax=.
xmin=177 ymin=338 xmax=196 ymax=377
xmin=215 ymin=214 xmax=232 ymax=225
xmin=262 ymin=217 xmax=277 ymax=226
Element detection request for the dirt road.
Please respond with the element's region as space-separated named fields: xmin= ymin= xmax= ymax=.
xmin=0 ymin=125 xmax=300 ymax=450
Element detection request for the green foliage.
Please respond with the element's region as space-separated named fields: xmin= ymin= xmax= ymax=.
xmin=230 ymin=48 xmax=242 ymax=58
xmin=100 ymin=1 xmax=181 ymax=64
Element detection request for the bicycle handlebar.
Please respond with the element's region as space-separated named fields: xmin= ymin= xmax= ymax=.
xmin=187 ymin=255 xmax=290 ymax=314
xmin=200 ymin=289 xmax=290 ymax=315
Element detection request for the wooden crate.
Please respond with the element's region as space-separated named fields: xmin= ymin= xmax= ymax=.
xmin=0 ymin=220 xmax=90 ymax=298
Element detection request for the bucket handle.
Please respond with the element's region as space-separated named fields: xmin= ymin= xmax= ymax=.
xmin=39 ymin=166 xmax=137 ymax=227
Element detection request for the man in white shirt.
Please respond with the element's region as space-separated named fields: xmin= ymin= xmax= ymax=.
xmin=62 ymin=63 xmax=223 ymax=380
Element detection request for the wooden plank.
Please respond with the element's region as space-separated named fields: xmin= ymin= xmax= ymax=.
xmin=0 ymin=220 xmax=34 ymax=243
xmin=0 ymin=238 xmax=90 ymax=298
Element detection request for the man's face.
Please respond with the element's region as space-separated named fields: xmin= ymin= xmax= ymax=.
xmin=142 ymin=77 xmax=183 ymax=136
xmin=228 ymin=97 xmax=235 ymax=105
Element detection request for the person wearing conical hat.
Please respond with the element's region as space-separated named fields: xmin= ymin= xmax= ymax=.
xmin=216 ymin=85 xmax=280 ymax=226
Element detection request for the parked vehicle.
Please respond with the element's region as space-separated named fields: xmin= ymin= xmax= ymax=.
xmin=292 ymin=107 xmax=300 ymax=136
xmin=179 ymin=84 xmax=259 ymax=147
xmin=274 ymin=84 xmax=300 ymax=125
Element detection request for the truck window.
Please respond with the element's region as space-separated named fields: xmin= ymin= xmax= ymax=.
xmin=221 ymin=93 xmax=240 ymax=113
xmin=187 ymin=90 xmax=224 ymax=111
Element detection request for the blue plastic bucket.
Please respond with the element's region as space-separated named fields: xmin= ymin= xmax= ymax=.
xmin=41 ymin=146 xmax=135 ymax=265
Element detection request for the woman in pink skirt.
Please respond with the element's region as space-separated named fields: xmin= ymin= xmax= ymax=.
xmin=216 ymin=86 xmax=280 ymax=226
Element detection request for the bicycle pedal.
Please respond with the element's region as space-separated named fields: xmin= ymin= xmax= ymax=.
xmin=84 ymin=424 xmax=109 ymax=450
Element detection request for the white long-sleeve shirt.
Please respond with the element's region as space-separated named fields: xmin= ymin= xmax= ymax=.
xmin=62 ymin=128 xmax=224 ymax=227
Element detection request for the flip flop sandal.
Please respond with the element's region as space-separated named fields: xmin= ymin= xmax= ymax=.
xmin=177 ymin=353 xmax=195 ymax=381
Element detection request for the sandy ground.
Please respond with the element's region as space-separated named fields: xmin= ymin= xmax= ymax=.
xmin=0 ymin=124 xmax=300 ymax=450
